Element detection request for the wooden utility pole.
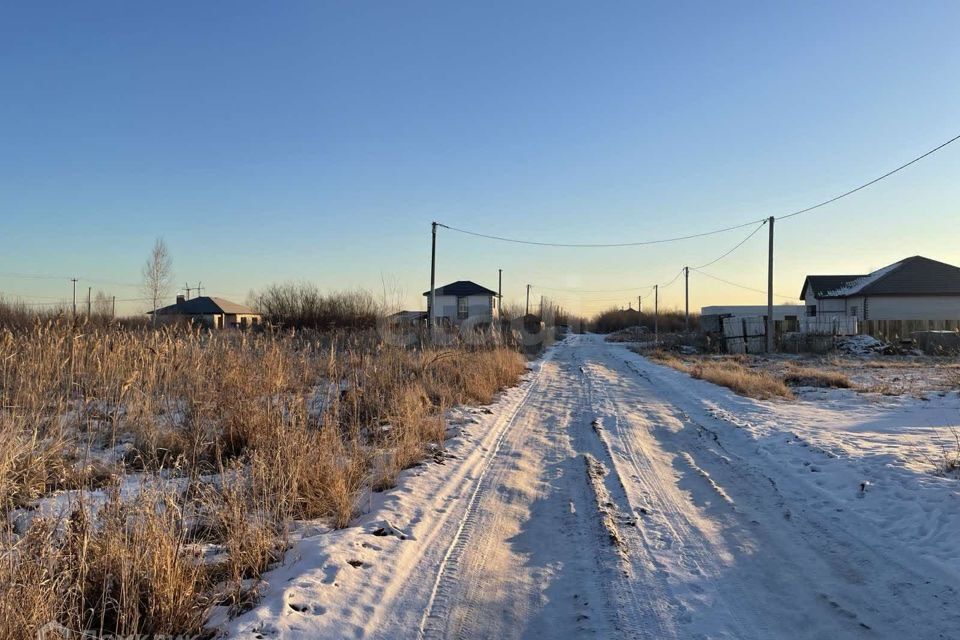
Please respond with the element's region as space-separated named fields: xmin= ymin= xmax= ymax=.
xmin=638 ymin=295 xmax=642 ymax=314
xmin=429 ymin=222 xmax=438 ymax=341
xmin=766 ymin=216 xmax=775 ymax=353
xmin=654 ymin=284 xmax=659 ymax=344
xmin=111 ymin=296 xmax=116 ymax=319
xmin=86 ymin=287 xmax=91 ymax=316
xmin=498 ymin=268 xmax=502 ymax=312
xmin=684 ymin=266 xmax=690 ymax=331
xmin=525 ymin=284 xmax=531 ymax=315
xmin=539 ymin=295 xmax=544 ymax=318
xmin=71 ymin=278 xmax=77 ymax=317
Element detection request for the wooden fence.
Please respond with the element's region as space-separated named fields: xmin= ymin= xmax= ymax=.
xmin=859 ymin=319 xmax=960 ymax=341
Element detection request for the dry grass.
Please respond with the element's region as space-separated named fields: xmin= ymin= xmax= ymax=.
xmin=0 ymin=318 xmax=527 ymax=638
xmin=690 ymin=361 xmax=794 ymax=400
xmin=783 ymin=366 xmax=853 ymax=389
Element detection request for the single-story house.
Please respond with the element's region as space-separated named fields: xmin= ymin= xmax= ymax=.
xmin=799 ymin=256 xmax=960 ymax=321
xmin=149 ymin=295 xmax=262 ymax=329
xmin=422 ymin=280 xmax=500 ymax=327
xmin=387 ymin=310 xmax=427 ymax=328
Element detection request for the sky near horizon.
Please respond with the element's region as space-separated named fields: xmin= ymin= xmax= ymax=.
xmin=3 ymin=1 xmax=960 ymax=316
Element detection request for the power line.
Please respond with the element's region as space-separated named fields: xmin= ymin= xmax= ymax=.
xmin=690 ymin=220 xmax=767 ymax=270
xmin=691 ymin=267 xmax=795 ymax=301
xmin=437 ymin=130 xmax=960 ymax=247
xmin=658 ymin=268 xmax=685 ymax=289
xmin=0 ymin=271 xmax=70 ymax=281
xmin=779 ymin=132 xmax=960 ymax=221
xmin=437 ymin=219 xmax=765 ymax=248
xmin=0 ymin=271 xmax=141 ymax=288
xmin=529 ymin=283 xmax=654 ymax=294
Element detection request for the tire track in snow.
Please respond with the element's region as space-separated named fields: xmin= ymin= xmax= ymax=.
xmin=581 ymin=349 xmax=771 ymax=638
xmin=416 ymin=349 xmax=553 ymax=639
xmin=614 ymin=342 xmax=960 ymax=638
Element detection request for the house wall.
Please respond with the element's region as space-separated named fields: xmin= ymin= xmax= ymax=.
xmin=810 ymin=295 xmax=960 ymax=321
xmin=809 ymin=298 xmax=846 ymax=317
xmin=223 ymin=313 xmax=262 ymax=328
xmin=861 ymin=296 xmax=960 ymax=321
xmin=428 ymin=294 xmax=497 ymax=324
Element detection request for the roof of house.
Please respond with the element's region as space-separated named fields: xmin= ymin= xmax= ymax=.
xmin=422 ymin=280 xmax=498 ymax=297
xmin=800 ymin=256 xmax=960 ymax=299
xmin=800 ymin=275 xmax=867 ymax=300
xmin=389 ymin=310 xmax=427 ymax=320
xmin=150 ymin=296 xmax=259 ymax=316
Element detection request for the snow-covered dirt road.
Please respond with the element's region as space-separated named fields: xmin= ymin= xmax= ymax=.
xmin=230 ymin=335 xmax=960 ymax=639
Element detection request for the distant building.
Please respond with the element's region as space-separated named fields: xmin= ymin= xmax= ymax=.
xmin=799 ymin=256 xmax=960 ymax=321
xmin=149 ymin=295 xmax=262 ymax=329
xmin=423 ymin=280 xmax=500 ymax=327
xmin=387 ymin=310 xmax=427 ymax=327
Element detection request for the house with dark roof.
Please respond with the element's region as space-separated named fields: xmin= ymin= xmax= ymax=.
xmin=422 ymin=280 xmax=500 ymax=327
xmin=799 ymin=256 xmax=960 ymax=321
xmin=148 ymin=295 xmax=262 ymax=329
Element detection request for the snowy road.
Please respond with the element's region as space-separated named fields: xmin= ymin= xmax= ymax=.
xmin=231 ymin=335 xmax=960 ymax=640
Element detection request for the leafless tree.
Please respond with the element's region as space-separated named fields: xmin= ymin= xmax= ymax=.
xmin=142 ymin=237 xmax=173 ymax=323
xmin=92 ymin=290 xmax=112 ymax=317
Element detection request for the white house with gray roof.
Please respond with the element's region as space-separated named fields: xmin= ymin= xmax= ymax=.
xmin=799 ymin=256 xmax=960 ymax=321
xmin=423 ymin=280 xmax=500 ymax=327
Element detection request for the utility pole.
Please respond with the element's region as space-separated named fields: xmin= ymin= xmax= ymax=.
xmin=684 ymin=266 xmax=690 ymax=332
xmin=70 ymin=278 xmax=77 ymax=317
xmin=539 ymin=295 xmax=544 ymax=318
xmin=638 ymin=295 xmax=642 ymax=314
xmin=429 ymin=222 xmax=438 ymax=341
xmin=111 ymin=296 xmax=116 ymax=319
xmin=654 ymin=284 xmax=659 ymax=344
xmin=766 ymin=216 xmax=775 ymax=353
xmin=498 ymin=268 xmax=502 ymax=313
xmin=86 ymin=287 xmax=91 ymax=316
xmin=525 ymin=284 xmax=531 ymax=315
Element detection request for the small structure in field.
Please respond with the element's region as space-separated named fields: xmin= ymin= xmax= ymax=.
xmin=149 ymin=295 xmax=261 ymax=329
xmin=423 ymin=281 xmax=500 ymax=327
xmin=700 ymin=305 xmax=805 ymax=333
xmin=800 ymin=256 xmax=960 ymax=322
xmin=387 ymin=310 xmax=427 ymax=328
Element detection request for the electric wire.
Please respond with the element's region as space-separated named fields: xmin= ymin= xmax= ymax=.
xmin=438 ymin=131 xmax=960 ymax=246
xmin=691 ymin=267 xmax=795 ymax=301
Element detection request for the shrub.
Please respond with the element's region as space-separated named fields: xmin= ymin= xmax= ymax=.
xmin=783 ymin=366 xmax=852 ymax=389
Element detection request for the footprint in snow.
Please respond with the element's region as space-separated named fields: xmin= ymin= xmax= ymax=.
xmin=288 ymin=601 xmax=326 ymax=616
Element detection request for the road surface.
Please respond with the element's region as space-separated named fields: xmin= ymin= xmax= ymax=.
xmin=232 ymin=334 xmax=960 ymax=640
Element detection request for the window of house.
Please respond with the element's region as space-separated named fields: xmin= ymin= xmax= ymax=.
xmin=457 ymin=297 xmax=469 ymax=319
xmin=849 ymin=306 xmax=858 ymax=318
xmin=806 ymin=305 xmax=817 ymax=317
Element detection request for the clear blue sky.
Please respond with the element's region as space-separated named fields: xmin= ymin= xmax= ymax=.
xmin=3 ymin=1 xmax=960 ymax=316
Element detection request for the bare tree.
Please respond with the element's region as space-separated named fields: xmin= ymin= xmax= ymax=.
xmin=142 ymin=238 xmax=173 ymax=324
xmin=92 ymin=290 xmax=112 ymax=317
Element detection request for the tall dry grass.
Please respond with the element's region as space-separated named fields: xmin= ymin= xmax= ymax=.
xmin=0 ymin=317 xmax=526 ymax=638
xmin=643 ymin=350 xmax=794 ymax=400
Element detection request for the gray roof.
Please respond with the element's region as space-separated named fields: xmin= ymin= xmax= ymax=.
xmin=150 ymin=296 xmax=259 ymax=316
xmin=389 ymin=310 xmax=427 ymax=320
xmin=801 ymin=256 xmax=960 ymax=299
xmin=422 ymin=280 xmax=498 ymax=297
xmin=800 ymin=275 xmax=866 ymax=300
